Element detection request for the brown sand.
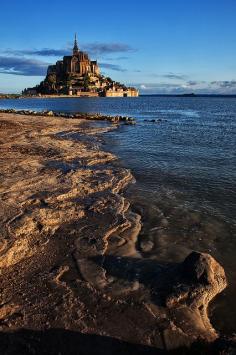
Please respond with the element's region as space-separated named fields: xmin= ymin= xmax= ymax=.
xmin=0 ymin=112 xmax=228 ymax=354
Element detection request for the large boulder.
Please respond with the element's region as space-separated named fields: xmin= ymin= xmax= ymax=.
xmin=164 ymin=252 xmax=227 ymax=346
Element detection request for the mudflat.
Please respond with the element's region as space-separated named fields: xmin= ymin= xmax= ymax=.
xmin=0 ymin=113 xmax=228 ymax=354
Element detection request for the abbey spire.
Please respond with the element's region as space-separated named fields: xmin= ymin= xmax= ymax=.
xmin=73 ymin=33 xmax=79 ymax=54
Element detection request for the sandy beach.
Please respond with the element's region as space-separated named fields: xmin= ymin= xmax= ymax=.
xmin=0 ymin=112 xmax=229 ymax=354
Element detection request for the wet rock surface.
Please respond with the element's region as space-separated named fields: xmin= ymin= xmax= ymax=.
xmin=0 ymin=112 xmax=229 ymax=354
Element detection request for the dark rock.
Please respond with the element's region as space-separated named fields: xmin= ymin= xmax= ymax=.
xmin=144 ymin=119 xmax=162 ymax=123
xmin=125 ymin=121 xmax=136 ymax=125
xmin=182 ymin=251 xmax=214 ymax=283
xmin=166 ymin=252 xmax=227 ymax=335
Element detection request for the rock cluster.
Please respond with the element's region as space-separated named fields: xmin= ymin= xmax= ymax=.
xmin=144 ymin=118 xmax=166 ymax=123
xmin=0 ymin=108 xmax=136 ymax=124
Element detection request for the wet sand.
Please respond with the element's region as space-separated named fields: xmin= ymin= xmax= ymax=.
xmin=0 ymin=112 xmax=230 ymax=354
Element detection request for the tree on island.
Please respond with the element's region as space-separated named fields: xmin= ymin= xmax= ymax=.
xmin=47 ymin=74 xmax=57 ymax=91
xmin=83 ymin=74 xmax=90 ymax=91
xmin=106 ymin=77 xmax=112 ymax=83
xmin=65 ymin=74 xmax=73 ymax=89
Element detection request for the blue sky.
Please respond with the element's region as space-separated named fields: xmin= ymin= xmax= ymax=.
xmin=0 ymin=0 xmax=236 ymax=94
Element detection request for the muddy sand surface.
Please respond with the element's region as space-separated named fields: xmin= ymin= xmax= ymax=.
xmin=0 ymin=113 xmax=230 ymax=354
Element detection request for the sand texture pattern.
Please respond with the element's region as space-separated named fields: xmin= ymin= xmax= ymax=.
xmin=0 ymin=113 xmax=228 ymax=354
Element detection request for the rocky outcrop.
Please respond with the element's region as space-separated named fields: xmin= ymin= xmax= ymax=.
xmin=165 ymin=252 xmax=227 ymax=343
xmin=0 ymin=112 xmax=227 ymax=354
xmin=0 ymin=108 xmax=136 ymax=124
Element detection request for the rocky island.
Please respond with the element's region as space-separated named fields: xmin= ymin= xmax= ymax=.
xmin=0 ymin=110 xmax=233 ymax=354
xmin=23 ymin=35 xmax=139 ymax=98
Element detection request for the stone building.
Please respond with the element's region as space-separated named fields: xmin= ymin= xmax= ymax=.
xmin=105 ymin=86 xmax=139 ymax=97
xmin=47 ymin=34 xmax=99 ymax=77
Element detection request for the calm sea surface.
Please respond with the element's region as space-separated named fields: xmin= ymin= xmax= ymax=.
xmin=0 ymin=96 xmax=236 ymax=333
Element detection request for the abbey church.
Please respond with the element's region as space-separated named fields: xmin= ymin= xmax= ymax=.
xmin=47 ymin=35 xmax=100 ymax=78
xmin=24 ymin=35 xmax=139 ymax=97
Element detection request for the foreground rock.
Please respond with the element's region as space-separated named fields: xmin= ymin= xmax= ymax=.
xmin=0 ymin=112 xmax=228 ymax=354
xmin=0 ymin=108 xmax=136 ymax=124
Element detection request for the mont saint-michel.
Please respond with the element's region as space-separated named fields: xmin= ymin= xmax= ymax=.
xmin=23 ymin=35 xmax=139 ymax=97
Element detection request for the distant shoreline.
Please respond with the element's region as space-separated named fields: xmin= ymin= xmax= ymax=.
xmin=140 ymin=94 xmax=236 ymax=98
xmin=1 ymin=93 xmax=236 ymax=100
